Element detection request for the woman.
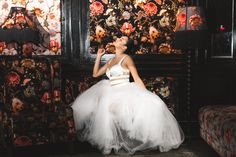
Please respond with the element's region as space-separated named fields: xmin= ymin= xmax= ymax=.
xmin=71 ymin=36 xmax=184 ymax=155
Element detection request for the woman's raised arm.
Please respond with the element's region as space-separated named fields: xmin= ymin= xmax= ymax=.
xmin=92 ymin=48 xmax=109 ymax=78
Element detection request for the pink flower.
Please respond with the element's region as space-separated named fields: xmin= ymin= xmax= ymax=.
xmin=41 ymin=92 xmax=52 ymax=104
xmin=101 ymin=0 xmax=108 ymax=4
xmin=2 ymin=2 xmax=9 ymax=10
xmin=155 ymin=0 xmax=162 ymax=5
xmin=189 ymin=14 xmax=203 ymax=30
xmin=120 ymin=22 xmax=135 ymax=36
xmin=49 ymin=40 xmax=60 ymax=53
xmin=23 ymin=78 xmax=31 ymax=85
xmin=143 ymin=2 xmax=157 ymax=16
xmin=90 ymin=1 xmax=104 ymax=16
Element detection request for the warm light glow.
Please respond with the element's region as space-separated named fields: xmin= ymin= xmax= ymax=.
xmin=175 ymin=6 xmax=207 ymax=31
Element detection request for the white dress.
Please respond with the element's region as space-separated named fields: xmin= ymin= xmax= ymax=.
xmin=71 ymin=56 xmax=184 ymax=155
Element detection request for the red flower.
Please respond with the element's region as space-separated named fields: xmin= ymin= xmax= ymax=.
xmin=5 ymin=71 xmax=20 ymax=87
xmin=175 ymin=13 xmax=186 ymax=30
xmin=53 ymin=89 xmax=61 ymax=102
xmin=22 ymin=43 xmax=34 ymax=57
xmin=49 ymin=40 xmax=60 ymax=54
xmin=120 ymin=22 xmax=135 ymax=36
xmin=41 ymin=92 xmax=52 ymax=104
xmin=177 ymin=13 xmax=186 ymax=25
xmin=90 ymin=1 xmax=104 ymax=16
xmin=14 ymin=136 xmax=32 ymax=146
xmin=16 ymin=13 xmax=26 ymax=25
xmin=143 ymin=2 xmax=157 ymax=16
xmin=0 ymin=42 xmax=6 ymax=54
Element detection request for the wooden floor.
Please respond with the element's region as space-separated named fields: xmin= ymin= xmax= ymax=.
xmin=1 ymin=138 xmax=220 ymax=157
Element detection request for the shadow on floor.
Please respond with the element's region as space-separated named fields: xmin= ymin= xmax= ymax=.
xmin=0 ymin=138 xmax=220 ymax=157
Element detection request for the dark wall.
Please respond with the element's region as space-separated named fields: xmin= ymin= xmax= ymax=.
xmin=191 ymin=59 xmax=236 ymax=119
xmin=183 ymin=0 xmax=236 ymax=138
xmin=190 ymin=0 xmax=236 ymax=122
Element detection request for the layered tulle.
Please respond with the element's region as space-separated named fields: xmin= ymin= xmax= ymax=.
xmin=71 ymin=80 xmax=184 ymax=155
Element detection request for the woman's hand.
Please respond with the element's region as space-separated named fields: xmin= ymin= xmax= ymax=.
xmin=97 ymin=48 xmax=105 ymax=57
xmin=93 ymin=47 xmax=108 ymax=77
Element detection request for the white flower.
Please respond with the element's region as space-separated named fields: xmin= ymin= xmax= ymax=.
xmin=160 ymin=86 xmax=170 ymax=98
xmin=158 ymin=9 xmax=167 ymax=16
xmin=106 ymin=16 xmax=116 ymax=26
xmin=155 ymin=78 xmax=162 ymax=82
xmin=46 ymin=0 xmax=54 ymax=8
xmin=134 ymin=0 xmax=147 ymax=8
xmin=122 ymin=11 xmax=130 ymax=20
xmin=137 ymin=0 xmax=147 ymax=3
xmin=105 ymin=8 xmax=114 ymax=15
xmin=159 ymin=16 xmax=170 ymax=27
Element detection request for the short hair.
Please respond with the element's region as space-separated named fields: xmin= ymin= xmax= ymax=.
xmin=125 ymin=38 xmax=134 ymax=54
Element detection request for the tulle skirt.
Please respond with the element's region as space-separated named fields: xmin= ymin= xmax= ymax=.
xmin=71 ymin=80 xmax=184 ymax=155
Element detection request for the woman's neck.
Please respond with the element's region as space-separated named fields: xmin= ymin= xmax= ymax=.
xmin=115 ymin=49 xmax=124 ymax=57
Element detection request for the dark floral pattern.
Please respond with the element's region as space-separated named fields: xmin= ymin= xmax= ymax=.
xmin=0 ymin=58 xmax=75 ymax=146
xmin=89 ymin=0 xmax=185 ymax=54
xmin=61 ymin=76 xmax=100 ymax=105
xmin=199 ymin=105 xmax=236 ymax=157
xmin=143 ymin=76 xmax=177 ymax=115
xmin=0 ymin=108 xmax=12 ymax=148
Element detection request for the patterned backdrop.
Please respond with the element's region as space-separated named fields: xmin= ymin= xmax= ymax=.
xmin=0 ymin=0 xmax=65 ymax=148
xmin=0 ymin=0 xmax=61 ymax=55
xmin=0 ymin=58 xmax=75 ymax=146
xmin=89 ymin=0 xmax=185 ymax=54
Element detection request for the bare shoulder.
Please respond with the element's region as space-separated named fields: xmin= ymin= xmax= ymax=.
xmin=124 ymin=55 xmax=134 ymax=65
xmin=124 ymin=55 xmax=133 ymax=61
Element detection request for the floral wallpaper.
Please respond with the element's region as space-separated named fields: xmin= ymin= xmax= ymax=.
xmin=143 ymin=76 xmax=178 ymax=115
xmin=0 ymin=0 xmax=61 ymax=55
xmin=89 ymin=0 xmax=185 ymax=54
xmin=0 ymin=58 xmax=76 ymax=146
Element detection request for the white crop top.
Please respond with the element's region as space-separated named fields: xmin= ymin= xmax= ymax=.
xmin=106 ymin=56 xmax=130 ymax=86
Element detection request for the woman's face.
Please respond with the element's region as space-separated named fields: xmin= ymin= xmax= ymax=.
xmin=113 ymin=36 xmax=128 ymax=52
